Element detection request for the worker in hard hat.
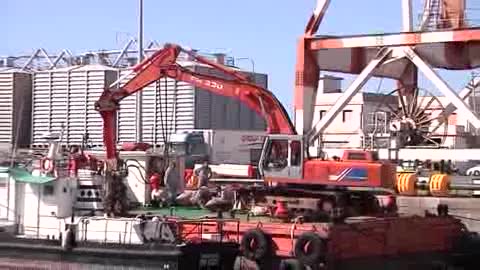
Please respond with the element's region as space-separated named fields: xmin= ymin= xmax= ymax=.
xmin=149 ymin=172 xmax=162 ymax=206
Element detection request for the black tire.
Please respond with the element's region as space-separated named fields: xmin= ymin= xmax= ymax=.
xmin=233 ymin=256 xmax=260 ymax=270
xmin=279 ymin=259 xmax=305 ymax=270
xmin=294 ymin=232 xmax=326 ymax=266
xmin=240 ymin=229 xmax=272 ymax=261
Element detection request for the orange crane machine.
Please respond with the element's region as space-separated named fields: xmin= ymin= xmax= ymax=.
xmin=93 ymin=42 xmax=396 ymax=219
xmin=91 ymin=43 xmax=476 ymax=270
xmin=88 ymin=1 xmax=480 ymax=268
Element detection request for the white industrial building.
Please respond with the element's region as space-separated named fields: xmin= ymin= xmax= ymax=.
xmin=307 ymin=75 xmax=480 ymax=151
xmin=0 ymin=42 xmax=267 ymax=149
xmin=0 ymin=68 xmax=32 ymax=148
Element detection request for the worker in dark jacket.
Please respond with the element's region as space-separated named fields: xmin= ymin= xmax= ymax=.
xmin=164 ymin=161 xmax=183 ymax=204
xmin=194 ymin=160 xmax=213 ymax=188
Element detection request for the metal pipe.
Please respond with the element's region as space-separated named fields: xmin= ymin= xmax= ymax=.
xmin=136 ymin=0 xmax=144 ymax=142
xmin=8 ymin=98 xmax=24 ymax=221
xmin=402 ymin=0 xmax=413 ymax=32
xmin=448 ymin=183 xmax=480 ymax=191
xmin=138 ymin=0 xmax=144 ymax=63
xmin=235 ymin=57 xmax=255 ymax=73
xmin=415 ymin=181 xmax=480 ymax=191
xmin=37 ymin=186 xmax=41 ymax=238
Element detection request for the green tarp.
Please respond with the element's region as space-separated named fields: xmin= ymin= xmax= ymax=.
xmin=8 ymin=167 xmax=55 ymax=184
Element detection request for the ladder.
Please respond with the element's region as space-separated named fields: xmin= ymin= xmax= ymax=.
xmin=420 ymin=0 xmax=442 ymax=30
xmin=467 ymin=72 xmax=480 ymax=135
xmin=74 ymin=169 xmax=104 ymax=215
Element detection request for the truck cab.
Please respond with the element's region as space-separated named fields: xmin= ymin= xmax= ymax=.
xmin=168 ymin=131 xmax=209 ymax=169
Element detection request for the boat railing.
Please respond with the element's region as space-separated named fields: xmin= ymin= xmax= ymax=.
xmin=75 ymin=216 xmax=141 ymax=245
xmin=0 ymin=202 xmax=16 ymax=223
xmin=72 ymin=215 xmax=242 ymax=246
xmin=5 ymin=210 xmax=242 ymax=247
xmin=174 ymin=218 xmax=241 ymax=244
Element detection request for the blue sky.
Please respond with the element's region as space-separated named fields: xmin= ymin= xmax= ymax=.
xmin=4 ymin=0 xmax=479 ymax=115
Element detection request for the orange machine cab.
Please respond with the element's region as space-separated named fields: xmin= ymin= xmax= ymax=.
xmin=261 ymin=136 xmax=396 ymax=190
xmin=303 ymin=150 xmax=396 ymax=189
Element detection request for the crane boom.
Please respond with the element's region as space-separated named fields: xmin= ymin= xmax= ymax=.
xmin=95 ymin=43 xmax=295 ymax=163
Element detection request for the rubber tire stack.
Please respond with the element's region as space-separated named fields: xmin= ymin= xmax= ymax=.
xmin=240 ymin=229 xmax=272 ymax=262
xmin=294 ymin=232 xmax=326 ymax=266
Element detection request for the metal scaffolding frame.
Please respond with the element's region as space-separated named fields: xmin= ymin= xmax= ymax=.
xmin=296 ymin=0 xmax=480 ymax=159
xmin=294 ymin=0 xmax=480 ymax=159
xmin=0 ymin=39 xmax=237 ymax=72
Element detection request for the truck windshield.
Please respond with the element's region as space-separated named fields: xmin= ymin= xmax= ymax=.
xmin=169 ymin=143 xmax=186 ymax=155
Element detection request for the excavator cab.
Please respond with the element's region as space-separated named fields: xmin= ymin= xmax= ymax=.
xmin=259 ymin=135 xmax=304 ymax=179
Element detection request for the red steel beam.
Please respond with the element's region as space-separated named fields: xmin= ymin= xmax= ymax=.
xmin=308 ymin=27 xmax=480 ymax=50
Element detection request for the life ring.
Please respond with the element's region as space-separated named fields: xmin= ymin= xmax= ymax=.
xmin=294 ymin=232 xmax=326 ymax=266
xmin=41 ymin=157 xmax=55 ymax=174
xmin=240 ymin=229 xmax=272 ymax=261
xmin=279 ymin=259 xmax=305 ymax=270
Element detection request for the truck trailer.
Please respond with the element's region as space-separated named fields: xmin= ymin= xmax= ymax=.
xmin=168 ymin=129 xmax=266 ymax=178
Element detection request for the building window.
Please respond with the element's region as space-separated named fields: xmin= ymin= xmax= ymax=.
xmin=342 ymin=110 xmax=353 ymax=122
xmin=43 ymin=184 xmax=54 ymax=196
xmin=448 ymin=112 xmax=457 ymax=125
xmin=290 ymin=141 xmax=301 ymax=166
xmin=0 ymin=176 xmax=7 ymax=188
xmin=319 ymin=110 xmax=326 ymax=120
xmin=346 ymin=152 xmax=367 ymax=160
xmin=264 ymin=139 xmax=288 ymax=170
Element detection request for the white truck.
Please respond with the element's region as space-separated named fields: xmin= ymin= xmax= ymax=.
xmin=168 ymin=129 xmax=266 ymax=178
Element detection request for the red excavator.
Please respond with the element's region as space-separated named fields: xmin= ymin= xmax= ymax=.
xmin=94 ymin=43 xmax=396 ymax=218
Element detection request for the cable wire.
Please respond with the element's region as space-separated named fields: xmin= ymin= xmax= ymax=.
xmin=451 ymin=214 xmax=480 ymax=223
xmin=126 ymin=164 xmax=148 ymax=184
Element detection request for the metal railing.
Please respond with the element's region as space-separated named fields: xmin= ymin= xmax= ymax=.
xmin=1 ymin=39 xmax=238 ymax=72
xmin=2 ymin=200 xmax=243 ymax=249
xmin=418 ymin=8 xmax=480 ymax=30
xmin=175 ymin=218 xmax=241 ymax=244
xmin=0 ymin=203 xmax=16 ymax=222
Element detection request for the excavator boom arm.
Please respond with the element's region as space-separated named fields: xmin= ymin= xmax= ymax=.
xmin=95 ymin=43 xmax=295 ymax=161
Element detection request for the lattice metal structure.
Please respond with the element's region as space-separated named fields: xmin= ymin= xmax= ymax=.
xmin=295 ymin=0 xmax=480 ymax=153
xmin=0 ymin=39 xmax=236 ymax=72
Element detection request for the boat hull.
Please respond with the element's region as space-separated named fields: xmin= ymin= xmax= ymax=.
xmin=0 ymin=238 xmax=239 ymax=270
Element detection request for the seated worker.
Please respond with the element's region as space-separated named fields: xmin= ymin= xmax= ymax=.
xmin=175 ymin=161 xmax=213 ymax=207
xmin=266 ymin=145 xmax=288 ymax=169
